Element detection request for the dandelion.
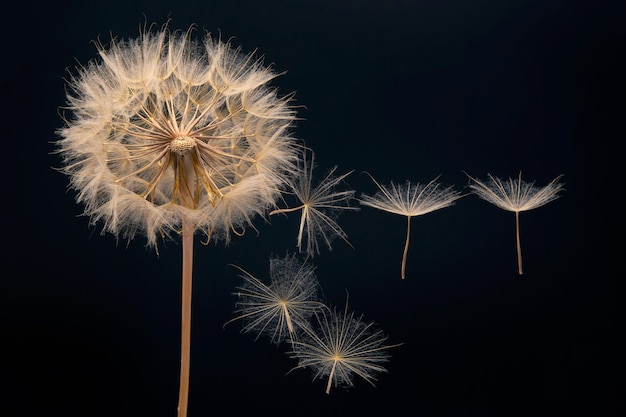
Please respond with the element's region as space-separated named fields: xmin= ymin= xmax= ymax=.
xmin=224 ymin=253 xmax=326 ymax=344
xmin=287 ymin=292 xmax=401 ymax=394
xmin=359 ymin=174 xmax=463 ymax=279
xmin=56 ymin=22 xmax=299 ymax=417
xmin=270 ymin=150 xmax=358 ymax=256
xmin=466 ymin=171 xmax=565 ymax=275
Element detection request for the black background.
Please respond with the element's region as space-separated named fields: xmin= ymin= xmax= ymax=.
xmin=3 ymin=1 xmax=624 ymax=416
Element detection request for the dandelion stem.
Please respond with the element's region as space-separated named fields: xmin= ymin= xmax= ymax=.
xmin=515 ymin=211 xmax=523 ymax=275
xmin=297 ymin=206 xmax=308 ymax=251
xmin=326 ymin=359 xmax=337 ymax=394
xmin=282 ymin=304 xmax=294 ymax=337
xmin=401 ymin=216 xmax=411 ymax=279
xmin=268 ymin=205 xmax=304 ymax=216
xmin=177 ymin=217 xmax=194 ymax=417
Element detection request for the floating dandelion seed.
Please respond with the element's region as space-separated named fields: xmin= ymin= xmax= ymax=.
xmin=287 ymin=292 xmax=401 ymax=394
xmin=465 ymin=171 xmax=565 ymax=275
xmin=359 ymin=173 xmax=463 ymax=279
xmin=270 ymin=150 xmax=358 ymax=256
xmin=56 ymin=22 xmax=299 ymax=417
xmin=225 ymin=253 xmax=326 ymax=344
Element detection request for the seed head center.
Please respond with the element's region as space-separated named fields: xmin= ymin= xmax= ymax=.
xmin=170 ymin=135 xmax=196 ymax=155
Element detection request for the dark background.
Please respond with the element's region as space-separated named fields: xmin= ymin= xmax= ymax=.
xmin=3 ymin=1 xmax=623 ymax=416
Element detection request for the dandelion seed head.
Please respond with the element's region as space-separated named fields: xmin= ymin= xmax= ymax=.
xmin=57 ymin=23 xmax=299 ymax=248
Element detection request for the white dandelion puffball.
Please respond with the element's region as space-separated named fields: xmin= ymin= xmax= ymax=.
xmin=57 ymin=24 xmax=299 ymax=247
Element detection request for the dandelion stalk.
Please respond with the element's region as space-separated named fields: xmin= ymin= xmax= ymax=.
xmin=178 ymin=216 xmax=194 ymax=417
xmin=176 ymin=152 xmax=196 ymax=417
xmin=326 ymin=360 xmax=337 ymax=394
xmin=401 ymin=216 xmax=411 ymax=279
xmin=515 ymin=211 xmax=522 ymax=275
